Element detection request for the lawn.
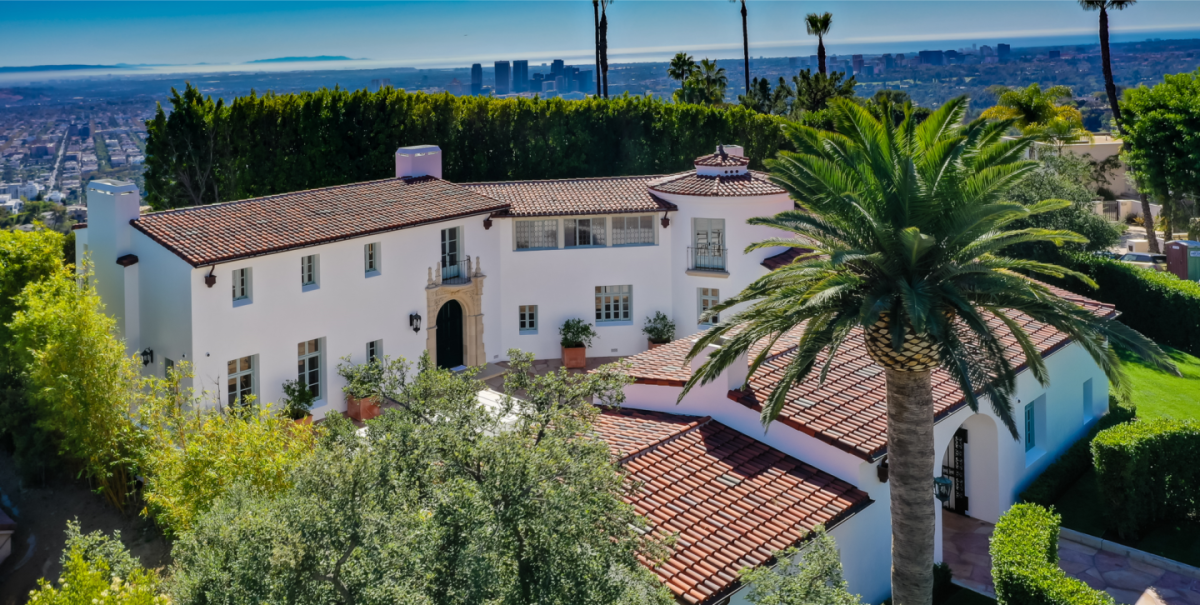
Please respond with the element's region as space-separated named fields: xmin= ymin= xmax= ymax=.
xmin=1117 ymin=345 xmax=1200 ymax=421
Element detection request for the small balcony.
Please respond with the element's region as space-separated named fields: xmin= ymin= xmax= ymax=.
xmin=688 ymin=246 xmax=727 ymax=274
xmin=429 ymin=256 xmax=482 ymax=287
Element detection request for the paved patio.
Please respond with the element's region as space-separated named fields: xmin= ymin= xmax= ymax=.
xmin=943 ymin=511 xmax=1200 ymax=605
xmin=481 ymin=356 xmax=623 ymax=391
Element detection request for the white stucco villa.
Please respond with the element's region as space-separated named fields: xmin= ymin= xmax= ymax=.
xmin=79 ymin=145 xmax=1111 ymax=605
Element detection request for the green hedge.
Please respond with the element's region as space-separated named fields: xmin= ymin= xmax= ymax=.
xmin=1091 ymin=418 xmax=1200 ymax=538
xmin=1019 ymin=398 xmax=1135 ymax=507
xmin=991 ymin=504 xmax=1115 ymax=605
xmin=1054 ymin=252 xmax=1200 ymax=357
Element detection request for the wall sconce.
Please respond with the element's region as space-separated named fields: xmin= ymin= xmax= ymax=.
xmin=934 ymin=476 xmax=953 ymax=504
xmin=483 ymin=217 xmax=493 ymax=230
xmin=140 ymin=348 xmax=154 ymax=367
xmin=204 ymin=266 xmax=217 ymax=288
xmin=876 ymin=456 xmax=889 ymax=483
xmin=409 ymin=313 xmax=422 ymax=333
xmin=661 ymin=211 xmax=671 ymax=228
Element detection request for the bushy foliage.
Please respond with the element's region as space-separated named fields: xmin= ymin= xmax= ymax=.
xmin=27 ymin=521 xmax=166 ymax=605
xmin=1092 ymin=417 xmax=1200 ymax=539
xmin=560 ymin=317 xmax=598 ymax=348
xmin=1004 ymin=154 xmax=1121 ymax=260
xmin=739 ymin=526 xmax=861 ymax=605
xmin=642 ymin=311 xmax=675 ymax=344
xmin=144 ymin=84 xmax=793 ymax=209
xmin=739 ymin=70 xmax=857 ymax=120
xmin=1019 ymin=397 xmax=1134 ymax=507
xmin=990 ymin=504 xmax=1115 ymax=605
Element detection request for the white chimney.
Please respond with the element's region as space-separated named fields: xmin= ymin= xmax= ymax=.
xmin=395 ymin=145 xmax=443 ymax=179
xmin=720 ymin=144 xmax=745 ymax=157
xmin=687 ymin=338 xmax=751 ymax=391
xmin=85 ymin=179 xmax=141 ymax=354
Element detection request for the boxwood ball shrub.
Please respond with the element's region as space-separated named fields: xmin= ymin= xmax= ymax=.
xmin=991 ymin=504 xmax=1115 ymax=605
xmin=1091 ymin=418 xmax=1200 ymax=538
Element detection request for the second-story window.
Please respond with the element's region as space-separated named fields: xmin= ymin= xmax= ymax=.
xmin=565 ymin=218 xmax=606 ymax=247
xmin=227 ymin=355 xmax=255 ymax=406
xmin=364 ymin=243 xmax=380 ymax=274
xmin=612 ymin=215 xmax=655 ymax=246
xmin=698 ymin=288 xmax=720 ymax=325
xmin=515 ymin=219 xmax=558 ymax=250
xmin=595 ymin=285 xmax=632 ymax=323
xmin=692 ymin=218 xmax=727 ymax=271
xmin=441 ymin=227 xmax=462 ymax=281
xmin=519 ymin=305 xmax=538 ymax=332
xmin=301 ymin=255 xmax=319 ymax=287
xmin=232 ymin=268 xmax=250 ymax=301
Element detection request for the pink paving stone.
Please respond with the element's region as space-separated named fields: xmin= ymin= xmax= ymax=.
xmin=1158 ymin=572 xmax=1199 ymax=593
xmin=1060 ymin=547 xmax=1097 ymax=566
xmin=955 ymin=532 xmax=992 ymax=555
xmin=1079 ymin=571 xmax=1110 ymax=591
xmin=1104 ymin=569 xmax=1160 ymax=592
xmin=1061 ymin=559 xmax=1093 ymax=575
xmin=1096 ymin=550 xmax=1133 ymax=573
xmin=1107 ymin=587 xmax=1147 ymax=604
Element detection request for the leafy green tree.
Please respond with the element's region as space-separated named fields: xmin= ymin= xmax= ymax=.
xmin=143 ymin=84 xmax=238 ymax=209
xmin=1079 ymin=0 xmax=1137 ymax=134
xmin=1005 ymin=154 xmax=1123 ymax=260
xmin=28 ymin=522 xmax=166 ymax=605
xmin=739 ymin=526 xmax=861 ymax=605
xmin=682 ymin=97 xmax=1173 ymax=605
xmin=805 ymin=13 xmax=833 ymax=75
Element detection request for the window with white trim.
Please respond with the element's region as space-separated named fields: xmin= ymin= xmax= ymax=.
xmin=227 ymin=355 xmax=255 ymax=406
xmin=595 ymin=285 xmax=632 ymax=323
xmin=301 ymin=255 xmax=318 ymax=287
xmin=698 ymin=288 xmax=720 ymax=325
xmin=612 ymin=215 xmax=655 ymax=246
xmin=298 ymin=339 xmax=322 ymax=399
xmin=565 ymin=218 xmax=606 ymax=247
xmin=367 ymin=339 xmax=382 ymax=363
xmin=232 ymin=268 xmax=250 ymax=301
xmin=519 ymin=305 xmax=538 ymax=332
xmin=515 ymin=219 xmax=559 ymax=250
xmin=364 ymin=243 xmax=380 ymax=274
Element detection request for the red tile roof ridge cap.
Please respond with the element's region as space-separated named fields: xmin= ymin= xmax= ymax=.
xmin=459 ymin=173 xmax=673 ymax=187
xmin=612 ymin=409 xmax=714 ymax=465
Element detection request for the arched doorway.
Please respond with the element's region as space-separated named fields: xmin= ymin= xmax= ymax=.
xmin=938 ymin=413 xmax=1001 ymax=521
xmin=436 ymin=300 xmax=464 ymax=369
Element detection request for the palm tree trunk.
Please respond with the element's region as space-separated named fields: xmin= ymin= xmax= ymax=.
xmin=818 ymin=36 xmax=827 ymax=76
xmin=593 ymin=0 xmax=601 ymax=97
xmin=1098 ymin=6 xmax=1124 ymax=135
xmin=1141 ymin=192 xmax=1160 ymax=253
xmin=741 ymin=0 xmax=750 ymax=93
xmin=600 ymin=9 xmax=610 ymax=99
xmin=885 ymin=368 xmax=936 ymax=605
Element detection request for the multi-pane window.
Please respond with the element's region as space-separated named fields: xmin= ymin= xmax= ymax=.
xmin=301 ymin=255 xmax=318 ymax=286
xmin=232 ymin=268 xmax=249 ymax=301
xmin=441 ymin=227 xmax=462 ymax=280
xmin=1083 ymin=379 xmax=1094 ymax=420
xmin=1024 ymin=402 xmax=1036 ymax=451
xmin=227 ymin=355 xmax=254 ymax=406
xmin=595 ymin=285 xmax=632 ymax=323
xmin=565 ymin=218 xmax=606 ymax=247
xmin=165 ymin=358 xmax=175 ymax=376
xmin=698 ymin=288 xmax=720 ymax=325
xmin=694 ymin=218 xmax=726 ymax=250
xmin=298 ymin=339 xmax=322 ymax=399
xmin=519 ymin=305 xmax=538 ymax=332
xmin=364 ymin=243 xmax=379 ymax=273
xmin=367 ymin=339 xmax=382 ymax=363
xmin=515 ymin=219 xmax=559 ymax=250
xmin=612 ymin=215 xmax=655 ymax=246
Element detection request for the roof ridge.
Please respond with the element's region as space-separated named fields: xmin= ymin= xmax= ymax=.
xmin=617 ymin=412 xmax=713 ymax=464
xmin=459 ymin=173 xmax=670 ymax=187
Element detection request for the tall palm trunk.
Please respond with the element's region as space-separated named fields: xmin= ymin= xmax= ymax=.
xmin=818 ymin=35 xmax=827 ymax=75
xmin=593 ymin=0 xmax=601 ymax=97
xmin=1098 ymin=6 xmax=1124 ymax=134
xmin=741 ymin=0 xmax=750 ymax=93
xmin=885 ymin=368 xmax=936 ymax=605
xmin=1141 ymin=192 xmax=1160 ymax=253
xmin=600 ymin=8 xmax=610 ymax=98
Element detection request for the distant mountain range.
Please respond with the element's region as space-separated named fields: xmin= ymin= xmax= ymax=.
xmin=0 ymin=64 xmax=124 ymax=73
xmin=246 ymin=56 xmax=360 ymax=64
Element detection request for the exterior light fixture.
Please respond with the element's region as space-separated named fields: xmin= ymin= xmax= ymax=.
xmin=661 ymin=210 xmax=671 ymax=228
xmin=409 ymin=313 xmax=422 ymax=333
xmin=204 ymin=266 xmax=217 ymax=288
xmin=876 ymin=456 xmax=889 ymax=483
xmin=140 ymin=348 xmax=154 ymax=367
xmin=934 ymin=476 xmax=953 ymax=504
xmin=483 ymin=217 xmax=493 ymax=230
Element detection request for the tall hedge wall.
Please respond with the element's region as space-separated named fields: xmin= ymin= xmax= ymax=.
xmin=143 ymin=84 xmax=793 ymax=210
xmin=1092 ymin=418 xmax=1200 ymax=538
xmin=991 ymin=504 xmax=1115 ymax=605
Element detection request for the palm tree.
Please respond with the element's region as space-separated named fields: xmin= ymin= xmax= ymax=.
xmin=698 ymin=58 xmax=728 ymax=103
xmin=1079 ymin=0 xmax=1136 ymax=134
xmin=805 ymin=12 xmax=833 ymax=75
xmin=732 ymin=0 xmax=750 ymax=93
xmin=981 ymin=83 xmax=1084 ymax=132
xmin=668 ymin=52 xmax=697 ymax=83
xmin=682 ymin=97 xmax=1174 ymax=605
xmin=593 ymin=0 xmax=601 ymax=97
xmin=599 ymin=0 xmax=613 ymax=98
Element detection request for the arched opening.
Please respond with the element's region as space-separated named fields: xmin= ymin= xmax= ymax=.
xmin=939 ymin=413 xmax=1001 ymax=592
xmin=436 ymin=299 xmax=464 ymax=369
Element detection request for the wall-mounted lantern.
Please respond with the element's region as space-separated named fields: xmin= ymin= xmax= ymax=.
xmin=409 ymin=313 xmax=422 ymax=333
xmin=661 ymin=211 xmax=671 ymax=229
xmin=876 ymin=455 xmax=889 ymax=483
xmin=204 ymin=266 xmax=217 ymax=288
xmin=934 ymin=476 xmax=953 ymax=504
xmin=483 ymin=217 xmax=493 ymax=230
xmin=140 ymin=348 xmax=155 ymax=367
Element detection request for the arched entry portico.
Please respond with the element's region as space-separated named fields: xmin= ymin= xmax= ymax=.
xmin=425 ymin=257 xmax=487 ymax=368
xmin=938 ymin=413 xmax=1001 ymax=522
xmin=436 ymin=300 xmax=464 ymax=368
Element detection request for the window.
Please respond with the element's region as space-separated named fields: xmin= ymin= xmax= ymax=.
xmin=227 ymin=355 xmax=255 ymax=406
xmin=519 ymin=305 xmax=538 ymax=333
xmin=595 ymin=285 xmax=632 ymax=323
xmin=565 ymin=218 xmax=606 ymax=247
xmin=1083 ymin=379 xmax=1094 ymax=420
xmin=165 ymin=358 xmax=175 ymax=376
xmin=1024 ymin=401 xmax=1036 ymax=452
xmin=515 ymin=219 xmax=559 ymax=250
xmin=301 ymin=255 xmax=318 ymax=287
xmin=612 ymin=215 xmax=655 ymax=246
xmin=298 ymin=339 xmax=322 ymax=399
xmin=367 ymin=339 xmax=382 ymax=363
xmin=364 ymin=242 xmax=380 ymax=274
xmin=692 ymin=218 xmax=727 ymax=271
xmin=232 ymin=268 xmax=250 ymax=301
xmin=698 ymin=288 xmax=720 ymax=325
xmin=441 ymin=227 xmax=462 ymax=280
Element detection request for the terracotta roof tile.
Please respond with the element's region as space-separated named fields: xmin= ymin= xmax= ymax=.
xmin=463 ymin=175 xmax=677 ymax=217
xmin=620 ymin=286 xmax=1116 ymax=461
xmin=649 ymin=170 xmax=785 ymax=197
xmin=761 ymin=247 xmax=816 ymax=270
xmin=131 ymin=176 xmax=508 ymax=267
xmin=592 ymin=408 xmax=870 ymax=604
xmin=694 ymin=153 xmax=750 ymax=167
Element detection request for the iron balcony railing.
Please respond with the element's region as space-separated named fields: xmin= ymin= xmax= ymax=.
xmin=440 ymin=257 xmax=472 ymax=285
xmin=689 ymin=246 xmax=727 ymax=272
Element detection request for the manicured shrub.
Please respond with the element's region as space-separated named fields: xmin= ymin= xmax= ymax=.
xmin=1019 ymin=397 xmax=1135 ymax=507
xmin=991 ymin=504 xmax=1115 ymax=605
xmin=1091 ymin=417 xmax=1200 ymax=538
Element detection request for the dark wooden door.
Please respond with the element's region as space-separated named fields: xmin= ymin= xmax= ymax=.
xmin=942 ymin=428 xmax=968 ymax=514
xmin=436 ymin=300 xmax=464 ymax=369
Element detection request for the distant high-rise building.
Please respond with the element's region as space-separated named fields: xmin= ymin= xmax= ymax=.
xmin=980 ymin=45 xmax=995 ymax=56
xmin=997 ymin=43 xmax=1011 ymax=61
xmin=1048 ymin=50 xmax=1061 ymax=59
xmin=470 ymin=64 xmax=483 ymax=95
xmin=809 ymin=54 xmax=818 ymax=66
xmin=883 ymin=54 xmax=895 ymax=69
xmin=944 ymin=50 xmax=960 ymax=63
xmin=788 ymin=57 xmax=797 ymax=69
xmin=578 ymin=70 xmax=593 ymax=94
xmin=918 ymin=50 xmax=945 ymax=66
xmin=512 ymin=60 xmax=529 ymax=93
xmin=551 ymin=59 xmax=565 ymax=82
xmin=852 ymin=55 xmax=864 ymax=73
xmin=554 ymin=76 xmax=567 ymax=94
xmin=494 ymin=61 xmax=511 ymax=95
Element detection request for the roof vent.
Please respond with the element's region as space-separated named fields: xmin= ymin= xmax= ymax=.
xmin=694 ymin=144 xmax=749 ymax=177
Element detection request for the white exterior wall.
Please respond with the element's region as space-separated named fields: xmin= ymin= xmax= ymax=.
xmin=131 ymin=229 xmax=194 ymax=382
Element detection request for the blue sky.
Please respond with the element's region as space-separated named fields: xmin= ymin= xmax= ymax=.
xmin=8 ymin=1 xmax=1200 ymax=69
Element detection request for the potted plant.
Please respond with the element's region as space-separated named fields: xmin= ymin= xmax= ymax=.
xmin=280 ymin=378 xmax=316 ymax=424
xmin=642 ymin=311 xmax=675 ymax=349
xmin=337 ymin=356 xmax=385 ymax=421
xmin=559 ymin=318 xmax=597 ymax=369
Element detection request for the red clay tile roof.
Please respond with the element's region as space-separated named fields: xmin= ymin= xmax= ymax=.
xmin=761 ymin=247 xmax=816 ymax=270
xmin=131 ymin=176 xmax=509 ymax=267
xmin=648 ymin=171 xmax=785 ymax=197
xmin=592 ymin=408 xmax=871 ymax=605
xmin=621 ymin=288 xmax=1116 ymax=461
xmin=463 ymin=175 xmax=677 ymax=217
xmin=694 ymin=153 xmax=750 ymax=167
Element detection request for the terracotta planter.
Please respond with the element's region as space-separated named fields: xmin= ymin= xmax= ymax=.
xmin=562 ymin=346 xmax=587 ymax=369
xmin=293 ymin=414 xmax=313 ymax=426
xmin=648 ymin=340 xmax=668 ymax=350
xmin=346 ymin=394 xmax=382 ymax=421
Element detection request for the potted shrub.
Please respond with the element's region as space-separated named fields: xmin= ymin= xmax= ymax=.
xmin=642 ymin=311 xmax=675 ymax=349
xmin=559 ymin=318 xmax=597 ymax=369
xmin=280 ymin=378 xmax=316 ymax=424
xmin=337 ymin=356 xmax=385 ymax=421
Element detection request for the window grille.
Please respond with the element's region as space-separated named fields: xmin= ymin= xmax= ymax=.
xmin=519 ymin=305 xmax=538 ymax=331
xmin=565 ymin=218 xmax=606 ymax=247
xmin=227 ymin=355 xmax=254 ymax=406
xmin=595 ymin=285 xmax=632 ymax=322
xmin=298 ymin=339 xmax=321 ymax=399
xmin=232 ymin=268 xmax=249 ymax=301
xmin=612 ymin=215 xmax=655 ymax=246
xmin=301 ymin=255 xmax=318 ymax=286
xmin=365 ymin=243 xmax=379 ymax=273
xmin=515 ymin=219 xmax=559 ymax=250
xmin=698 ymin=288 xmax=720 ymax=325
